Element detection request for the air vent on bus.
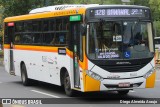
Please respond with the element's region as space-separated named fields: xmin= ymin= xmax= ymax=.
xmin=99 ymin=64 xmax=146 ymax=73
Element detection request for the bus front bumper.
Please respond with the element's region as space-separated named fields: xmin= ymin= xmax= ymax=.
xmin=100 ymin=71 xmax=156 ymax=91
xmin=83 ymin=71 xmax=156 ymax=92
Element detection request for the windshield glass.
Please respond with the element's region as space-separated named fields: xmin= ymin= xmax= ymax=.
xmin=87 ymin=20 xmax=154 ymax=60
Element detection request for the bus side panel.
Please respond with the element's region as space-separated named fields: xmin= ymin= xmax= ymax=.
xmin=13 ymin=49 xmax=21 ymax=76
xmin=13 ymin=49 xmax=34 ymax=77
xmin=4 ymin=48 xmax=10 ymax=73
xmin=47 ymin=51 xmax=72 ymax=86
xmin=13 ymin=46 xmax=73 ymax=86
xmin=13 ymin=49 xmax=60 ymax=85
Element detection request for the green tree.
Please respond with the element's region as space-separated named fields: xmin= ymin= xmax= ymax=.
xmin=0 ymin=0 xmax=75 ymax=18
xmin=74 ymin=0 xmax=122 ymax=4
xmin=0 ymin=0 xmax=43 ymax=17
xmin=149 ymin=0 xmax=160 ymax=21
xmin=131 ymin=0 xmax=149 ymax=6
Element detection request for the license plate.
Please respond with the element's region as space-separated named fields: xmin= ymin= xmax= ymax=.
xmin=118 ymin=82 xmax=130 ymax=87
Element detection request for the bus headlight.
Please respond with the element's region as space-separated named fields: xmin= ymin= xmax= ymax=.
xmin=143 ymin=67 xmax=155 ymax=79
xmin=86 ymin=70 xmax=103 ymax=81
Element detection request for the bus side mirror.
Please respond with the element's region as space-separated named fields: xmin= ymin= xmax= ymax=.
xmin=80 ymin=24 xmax=86 ymax=36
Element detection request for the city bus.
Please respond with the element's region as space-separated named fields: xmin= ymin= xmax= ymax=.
xmin=3 ymin=5 xmax=156 ymax=96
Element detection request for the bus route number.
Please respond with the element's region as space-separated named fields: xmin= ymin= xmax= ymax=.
xmin=95 ymin=9 xmax=106 ymax=16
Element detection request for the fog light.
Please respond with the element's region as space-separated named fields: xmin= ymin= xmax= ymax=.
xmin=86 ymin=70 xmax=103 ymax=81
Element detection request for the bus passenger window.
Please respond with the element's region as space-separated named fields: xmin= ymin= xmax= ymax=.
xmin=14 ymin=35 xmax=21 ymax=44
xmin=22 ymin=34 xmax=33 ymax=44
xmin=24 ymin=22 xmax=32 ymax=32
xmin=15 ymin=22 xmax=24 ymax=32
xmin=32 ymin=21 xmax=41 ymax=32
xmin=50 ymin=20 xmax=56 ymax=31
xmin=63 ymin=18 xmax=69 ymax=30
xmin=43 ymin=20 xmax=49 ymax=31
xmin=54 ymin=35 xmax=60 ymax=45
xmin=56 ymin=19 xmax=62 ymax=31
xmin=50 ymin=34 xmax=56 ymax=45
xmin=66 ymin=23 xmax=69 ymax=30
xmin=33 ymin=34 xmax=42 ymax=44
xmin=43 ymin=33 xmax=55 ymax=45
xmin=59 ymin=34 xmax=65 ymax=44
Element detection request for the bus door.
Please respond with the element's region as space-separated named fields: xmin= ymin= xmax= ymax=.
xmin=71 ymin=22 xmax=82 ymax=88
xmin=8 ymin=23 xmax=15 ymax=75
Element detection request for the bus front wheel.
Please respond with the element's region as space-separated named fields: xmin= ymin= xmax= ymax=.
xmin=64 ymin=72 xmax=75 ymax=97
xmin=21 ymin=64 xmax=30 ymax=86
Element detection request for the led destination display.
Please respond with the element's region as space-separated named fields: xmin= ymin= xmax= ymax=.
xmin=89 ymin=8 xmax=149 ymax=18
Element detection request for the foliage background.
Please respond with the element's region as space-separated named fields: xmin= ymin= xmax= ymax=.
xmin=0 ymin=0 xmax=160 ymax=44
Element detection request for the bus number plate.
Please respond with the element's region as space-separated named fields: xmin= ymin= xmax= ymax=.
xmin=118 ymin=82 xmax=130 ymax=87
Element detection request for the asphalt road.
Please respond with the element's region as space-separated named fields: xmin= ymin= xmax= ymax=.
xmin=0 ymin=65 xmax=160 ymax=107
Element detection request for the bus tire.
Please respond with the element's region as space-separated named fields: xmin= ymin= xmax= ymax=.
xmin=117 ymin=90 xmax=129 ymax=95
xmin=64 ymin=71 xmax=75 ymax=97
xmin=21 ymin=64 xmax=30 ymax=86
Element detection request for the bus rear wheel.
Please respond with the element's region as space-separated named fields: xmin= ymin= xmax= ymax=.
xmin=21 ymin=64 xmax=30 ymax=86
xmin=64 ymin=72 xmax=75 ymax=97
xmin=117 ymin=90 xmax=129 ymax=95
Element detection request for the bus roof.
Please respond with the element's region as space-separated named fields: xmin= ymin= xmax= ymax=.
xmin=4 ymin=4 xmax=150 ymax=22
xmin=29 ymin=4 xmax=99 ymax=14
xmin=29 ymin=4 xmax=149 ymax=14
xmin=4 ymin=7 xmax=86 ymax=22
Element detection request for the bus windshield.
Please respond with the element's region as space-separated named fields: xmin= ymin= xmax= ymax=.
xmin=87 ymin=20 xmax=154 ymax=60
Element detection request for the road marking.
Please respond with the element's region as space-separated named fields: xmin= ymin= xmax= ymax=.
xmin=130 ymin=90 xmax=135 ymax=93
xmin=12 ymin=105 xmax=25 ymax=107
xmin=31 ymin=90 xmax=61 ymax=98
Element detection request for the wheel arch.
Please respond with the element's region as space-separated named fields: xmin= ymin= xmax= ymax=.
xmin=60 ymin=67 xmax=69 ymax=86
xmin=20 ymin=61 xmax=25 ymax=72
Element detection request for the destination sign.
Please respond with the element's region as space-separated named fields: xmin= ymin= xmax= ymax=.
xmin=89 ymin=8 xmax=149 ymax=18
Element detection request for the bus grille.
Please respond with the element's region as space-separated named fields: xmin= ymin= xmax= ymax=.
xmin=99 ymin=64 xmax=146 ymax=73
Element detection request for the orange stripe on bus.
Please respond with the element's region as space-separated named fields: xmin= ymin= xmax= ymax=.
xmin=66 ymin=49 xmax=73 ymax=59
xmin=79 ymin=61 xmax=83 ymax=69
xmin=3 ymin=44 xmax=10 ymax=49
xmin=14 ymin=45 xmax=58 ymax=53
xmin=4 ymin=44 xmax=73 ymax=59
